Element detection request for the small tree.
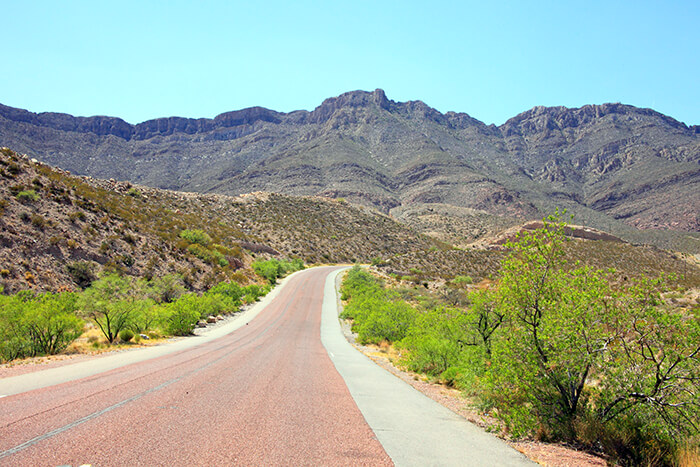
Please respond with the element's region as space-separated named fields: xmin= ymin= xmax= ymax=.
xmin=79 ymin=274 xmax=139 ymax=343
xmin=24 ymin=292 xmax=84 ymax=355
xmin=463 ymin=287 xmax=503 ymax=356
xmin=486 ymin=212 xmax=700 ymax=457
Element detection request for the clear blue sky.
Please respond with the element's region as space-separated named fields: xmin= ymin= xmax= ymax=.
xmin=2 ymin=0 xmax=698 ymax=126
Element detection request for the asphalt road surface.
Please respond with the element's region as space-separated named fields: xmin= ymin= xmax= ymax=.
xmin=1 ymin=266 xmax=533 ymax=466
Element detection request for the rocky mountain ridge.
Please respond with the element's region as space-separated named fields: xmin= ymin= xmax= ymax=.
xmin=1 ymin=90 xmax=698 ymax=248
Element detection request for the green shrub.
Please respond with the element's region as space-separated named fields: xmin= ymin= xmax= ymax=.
xmin=252 ymin=258 xmax=304 ymax=284
xmin=0 ymin=291 xmax=84 ymax=361
xmin=179 ymin=229 xmax=212 ymax=246
xmin=158 ymin=294 xmax=201 ymax=336
xmin=149 ymin=274 xmax=185 ymax=303
xmin=398 ymin=307 xmax=467 ymax=375
xmin=119 ymin=328 xmax=134 ymax=342
xmin=340 ymin=267 xmax=417 ymax=344
xmin=16 ymin=190 xmax=39 ymax=202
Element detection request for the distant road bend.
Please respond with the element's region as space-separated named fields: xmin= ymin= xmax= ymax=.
xmin=0 ymin=266 xmax=533 ymax=466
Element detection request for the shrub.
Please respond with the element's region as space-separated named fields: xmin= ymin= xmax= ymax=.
xmin=340 ymin=267 xmax=417 ymax=344
xmin=208 ymin=281 xmax=244 ymax=304
xmin=149 ymin=274 xmax=186 ymax=303
xmin=30 ymin=214 xmax=46 ymax=229
xmin=187 ymin=243 xmax=214 ymax=263
xmin=157 ymin=294 xmax=201 ymax=336
xmin=16 ymin=190 xmax=39 ymax=203
xmin=7 ymin=162 xmax=21 ymax=175
xmin=398 ymin=307 xmax=468 ymax=375
xmin=68 ymin=211 xmax=86 ymax=222
xmin=179 ymin=229 xmax=212 ymax=246
xmin=252 ymin=258 xmax=305 ymax=284
xmin=119 ymin=328 xmax=134 ymax=342
xmin=0 ymin=291 xmax=84 ymax=361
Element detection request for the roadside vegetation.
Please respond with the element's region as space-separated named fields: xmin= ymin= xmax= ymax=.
xmin=0 ymin=257 xmax=304 ymax=363
xmin=340 ymin=214 xmax=700 ymax=466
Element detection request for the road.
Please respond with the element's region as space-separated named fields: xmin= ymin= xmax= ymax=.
xmin=1 ymin=266 xmax=533 ymax=466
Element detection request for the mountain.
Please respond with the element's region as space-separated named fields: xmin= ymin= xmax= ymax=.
xmin=1 ymin=90 xmax=698 ymax=249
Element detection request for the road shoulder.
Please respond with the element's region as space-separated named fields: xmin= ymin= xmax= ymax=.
xmin=321 ymin=267 xmax=535 ymax=467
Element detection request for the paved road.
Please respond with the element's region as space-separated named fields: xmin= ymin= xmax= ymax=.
xmin=0 ymin=267 xmax=390 ymax=466
xmin=1 ymin=266 xmax=534 ymax=466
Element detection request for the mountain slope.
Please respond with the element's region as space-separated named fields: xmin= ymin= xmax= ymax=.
xmin=1 ymin=90 xmax=697 ymax=247
xmin=0 ymin=148 xmax=437 ymax=293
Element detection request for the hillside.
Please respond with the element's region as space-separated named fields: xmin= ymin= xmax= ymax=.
xmin=0 ymin=148 xmax=436 ymax=293
xmin=1 ymin=90 xmax=697 ymax=253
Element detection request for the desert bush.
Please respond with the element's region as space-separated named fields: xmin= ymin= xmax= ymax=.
xmin=340 ymin=267 xmax=417 ymax=344
xmin=0 ymin=291 xmax=84 ymax=361
xmin=68 ymin=211 xmax=86 ymax=222
xmin=157 ymin=294 xmax=201 ymax=336
xmin=149 ymin=274 xmax=186 ymax=303
xmin=118 ymin=328 xmax=134 ymax=342
xmin=398 ymin=307 xmax=467 ymax=375
xmin=252 ymin=258 xmax=304 ymax=284
xmin=179 ymin=229 xmax=212 ymax=246
xmin=30 ymin=214 xmax=46 ymax=229
xmin=241 ymin=283 xmax=269 ymax=303
xmin=16 ymin=190 xmax=39 ymax=203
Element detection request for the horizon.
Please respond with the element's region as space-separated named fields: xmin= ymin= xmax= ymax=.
xmin=2 ymin=1 xmax=698 ymax=126
xmin=1 ymin=89 xmax=695 ymax=128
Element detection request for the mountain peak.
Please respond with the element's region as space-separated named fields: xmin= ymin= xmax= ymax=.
xmin=307 ymin=89 xmax=392 ymax=123
xmin=501 ymin=102 xmax=691 ymax=134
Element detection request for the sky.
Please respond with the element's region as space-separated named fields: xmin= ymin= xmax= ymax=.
xmin=1 ymin=1 xmax=698 ymax=126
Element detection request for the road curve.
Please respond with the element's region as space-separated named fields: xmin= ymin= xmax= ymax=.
xmin=0 ymin=266 xmax=391 ymax=466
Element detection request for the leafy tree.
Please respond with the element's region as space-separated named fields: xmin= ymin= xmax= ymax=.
xmin=463 ymin=287 xmax=503 ymax=356
xmin=149 ymin=274 xmax=186 ymax=303
xmin=486 ymin=213 xmax=700 ymax=456
xmin=0 ymin=292 xmax=33 ymax=361
xmin=79 ymin=274 xmax=140 ymax=343
xmin=23 ymin=292 xmax=84 ymax=355
xmin=0 ymin=291 xmax=84 ymax=360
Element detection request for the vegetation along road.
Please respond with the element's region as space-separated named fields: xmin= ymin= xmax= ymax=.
xmin=0 ymin=266 xmax=532 ymax=466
